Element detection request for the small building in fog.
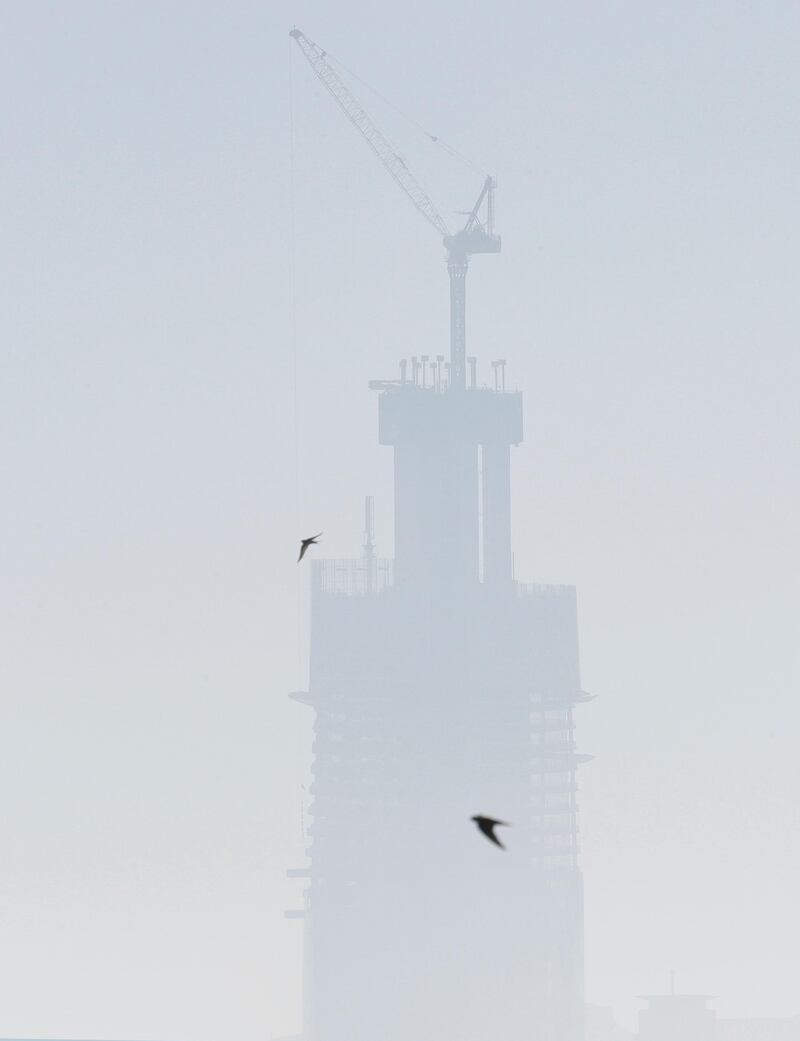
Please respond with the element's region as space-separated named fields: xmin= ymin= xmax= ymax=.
xmin=637 ymin=993 xmax=716 ymax=1041
xmin=634 ymin=992 xmax=800 ymax=1041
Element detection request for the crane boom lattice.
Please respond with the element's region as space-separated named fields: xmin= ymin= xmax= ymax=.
xmin=290 ymin=28 xmax=500 ymax=390
xmin=290 ymin=29 xmax=450 ymax=239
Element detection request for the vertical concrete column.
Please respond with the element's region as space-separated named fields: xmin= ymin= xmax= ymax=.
xmin=394 ymin=438 xmax=479 ymax=589
xmin=393 ymin=440 xmax=432 ymax=588
xmin=382 ymin=388 xmax=481 ymax=591
xmin=481 ymin=440 xmax=512 ymax=584
xmin=442 ymin=437 xmax=479 ymax=587
xmin=448 ymin=259 xmax=468 ymax=390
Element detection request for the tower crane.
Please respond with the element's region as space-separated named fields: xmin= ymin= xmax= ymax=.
xmin=290 ymin=29 xmax=500 ymax=391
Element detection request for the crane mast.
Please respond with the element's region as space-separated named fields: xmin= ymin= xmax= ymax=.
xmin=290 ymin=29 xmax=500 ymax=390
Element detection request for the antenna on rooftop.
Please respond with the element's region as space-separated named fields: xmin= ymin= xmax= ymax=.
xmin=363 ymin=496 xmax=375 ymax=560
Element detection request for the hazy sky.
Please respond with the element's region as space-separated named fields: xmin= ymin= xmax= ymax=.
xmin=1 ymin=2 xmax=798 ymax=1038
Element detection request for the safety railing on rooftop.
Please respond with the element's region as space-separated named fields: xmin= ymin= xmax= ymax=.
xmin=313 ymin=558 xmax=394 ymax=597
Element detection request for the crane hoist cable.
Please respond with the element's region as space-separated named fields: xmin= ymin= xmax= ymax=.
xmin=289 ymin=28 xmax=500 ymax=391
xmin=319 ymin=46 xmax=487 ymax=179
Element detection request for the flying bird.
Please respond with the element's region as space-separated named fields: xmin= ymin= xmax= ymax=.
xmin=297 ymin=533 xmax=322 ymax=562
xmin=471 ymin=815 xmax=509 ymax=849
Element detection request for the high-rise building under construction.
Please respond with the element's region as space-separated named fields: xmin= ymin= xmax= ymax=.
xmin=287 ymin=355 xmax=590 ymax=1041
xmin=288 ymin=28 xmax=591 ymax=1041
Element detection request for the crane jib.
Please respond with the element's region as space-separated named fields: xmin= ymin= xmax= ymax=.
xmin=290 ymin=28 xmax=501 ymax=391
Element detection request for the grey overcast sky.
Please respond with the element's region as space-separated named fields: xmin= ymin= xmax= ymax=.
xmin=1 ymin=1 xmax=798 ymax=1038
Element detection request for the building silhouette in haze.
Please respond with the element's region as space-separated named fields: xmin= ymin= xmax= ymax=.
xmin=288 ymin=352 xmax=591 ymax=1041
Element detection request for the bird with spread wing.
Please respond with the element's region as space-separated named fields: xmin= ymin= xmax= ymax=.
xmin=298 ymin=533 xmax=322 ymax=563
xmin=471 ymin=815 xmax=510 ymax=849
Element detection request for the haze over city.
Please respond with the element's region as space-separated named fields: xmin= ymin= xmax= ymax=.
xmin=1 ymin=2 xmax=798 ymax=1039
